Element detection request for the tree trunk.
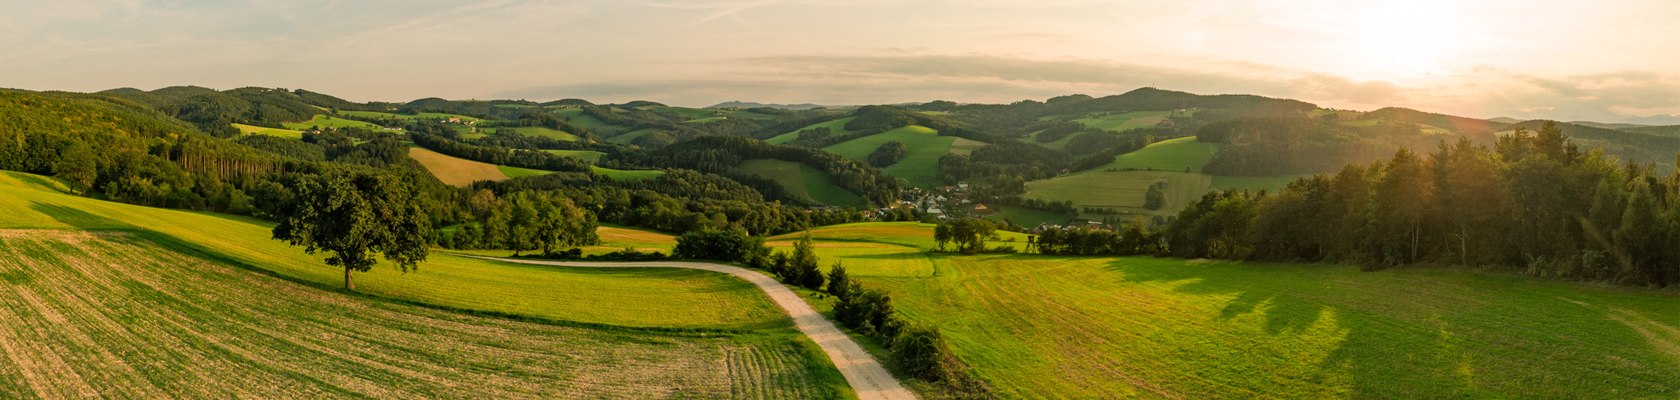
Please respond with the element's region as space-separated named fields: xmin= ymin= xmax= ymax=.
xmin=344 ymin=266 xmax=355 ymax=291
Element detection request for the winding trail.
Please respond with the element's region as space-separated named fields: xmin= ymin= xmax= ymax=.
xmin=471 ymin=257 xmax=918 ymax=400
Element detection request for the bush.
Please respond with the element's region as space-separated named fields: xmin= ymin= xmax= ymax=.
xmin=673 ymin=228 xmax=765 ymax=263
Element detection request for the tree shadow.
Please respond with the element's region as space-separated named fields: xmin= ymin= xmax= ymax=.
xmin=1103 ymin=257 xmax=1680 ymax=398
xmin=30 ymin=201 xmax=132 ymax=230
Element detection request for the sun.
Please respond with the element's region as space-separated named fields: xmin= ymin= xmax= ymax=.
xmin=1345 ymin=1 xmax=1467 ymax=80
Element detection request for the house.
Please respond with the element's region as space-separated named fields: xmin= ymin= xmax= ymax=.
xmin=446 ymin=117 xmax=462 ymax=123
xmin=926 ymin=207 xmax=944 ymax=216
xmin=970 ymin=203 xmax=995 ymax=216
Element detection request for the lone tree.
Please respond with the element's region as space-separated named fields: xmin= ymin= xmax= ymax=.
xmin=272 ymin=169 xmax=432 ymax=291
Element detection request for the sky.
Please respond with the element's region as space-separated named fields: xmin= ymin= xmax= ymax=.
xmin=2 ymin=0 xmax=1677 ymax=123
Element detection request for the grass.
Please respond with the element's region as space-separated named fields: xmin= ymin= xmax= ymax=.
xmin=407 ymin=147 xmax=508 ymax=186
xmin=231 ymin=123 xmax=303 ymax=139
xmin=0 ymin=229 xmax=846 ymax=398
xmin=282 ymin=114 xmax=383 ymax=131
xmin=489 ymin=126 xmax=578 ymax=141
xmin=734 ymin=159 xmax=867 ymax=208
xmin=592 ymin=166 xmax=664 ymax=181
xmin=985 ymin=204 xmax=1071 ymax=228
xmin=542 ymin=149 xmax=606 ymax=163
xmin=1072 ymin=110 xmax=1173 ymax=132
xmin=767 ymin=222 xmax=1680 ymax=398
xmin=0 ymin=171 xmax=784 ymax=330
xmin=605 ymin=128 xmax=657 ymax=144
xmin=822 ymin=125 xmax=957 ymax=188
xmin=495 ymin=165 xmax=552 ymax=179
xmin=766 ymin=117 xmax=858 ymax=144
xmin=1027 ymin=137 xmax=1293 ymax=217
xmin=550 ymin=108 xmax=629 ymax=137
xmin=339 ymin=110 xmax=480 ymax=123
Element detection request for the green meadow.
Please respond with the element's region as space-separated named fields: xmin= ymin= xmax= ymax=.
xmin=823 ymin=125 xmax=957 ymax=189
xmin=734 ymin=159 xmax=868 ymax=208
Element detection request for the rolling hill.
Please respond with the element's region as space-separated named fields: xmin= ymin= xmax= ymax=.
xmin=1026 ymin=137 xmax=1300 ymax=219
xmin=734 ymin=159 xmax=869 ymax=208
xmin=822 ymin=125 xmax=965 ymax=189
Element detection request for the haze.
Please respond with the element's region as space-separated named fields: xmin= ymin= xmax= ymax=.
xmin=3 ymin=0 xmax=1676 ymax=123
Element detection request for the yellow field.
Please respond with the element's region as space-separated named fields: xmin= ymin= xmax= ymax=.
xmin=407 ymin=147 xmax=508 ymax=186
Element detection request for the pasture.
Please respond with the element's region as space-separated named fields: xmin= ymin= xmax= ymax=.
xmin=823 ymin=125 xmax=956 ymax=189
xmin=543 ymin=149 xmax=606 ymax=163
xmin=0 ymin=171 xmax=785 ymax=330
xmin=0 ymin=229 xmax=845 ymax=398
xmin=1072 ymin=110 xmax=1173 ymax=132
xmin=489 ymin=126 xmax=579 ymax=141
xmin=231 ymin=123 xmax=303 ymax=139
xmin=1026 ymin=137 xmax=1294 ymax=217
xmin=282 ymin=115 xmax=383 ymax=131
xmin=734 ymin=159 xmax=868 ymax=208
xmin=765 ymin=117 xmax=858 ymax=144
xmin=774 ymin=223 xmax=1680 ymax=398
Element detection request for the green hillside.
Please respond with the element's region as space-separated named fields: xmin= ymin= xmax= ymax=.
xmin=735 ymin=159 xmax=868 ymax=208
xmin=775 ymin=223 xmax=1680 ymax=399
xmin=1027 ymin=137 xmax=1295 ymax=218
xmin=282 ymin=114 xmax=383 ymax=131
xmin=766 ymin=117 xmax=858 ymax=144
xmin=489 ymin=126 xmax=579 ymax=141
xmin=823 ymin=125 xmax=955 ymax=188
xmin=0 ymin=171 xmax=771 ymax=330
xmin=542 ymin=149 xmax=606 ymax=163
xmin=232 ymin=123 xmax=303 ymax=139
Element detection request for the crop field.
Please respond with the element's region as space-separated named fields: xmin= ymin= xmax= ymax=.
xmin=282 ymin=115 xmax=382 ymax=131
xmin=1072 ymin=110 xmax=1173 ymax=132
xmin=774 ymin=223 xmax=1680 ymax=398
xmin=0 ymin=229 xmax=845 ymax=398
xmin=407 ymin=147 xmax=509 ymax=186
xmin=0 ymin=172 xmax=784 ymax=330
xmin=766 ymin=117 xmax=858 ymax=144
xmin=823 ymin=125 xmax=956 ymax=188
xmin=231 ymin=123 xmax=303 ymax=139
xmin=984 ymin=204 xmax=1072 ymax=228
xmin=735 ymin=159 xmax=867 ymax=208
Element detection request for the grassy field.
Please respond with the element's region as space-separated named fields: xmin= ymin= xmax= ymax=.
xmin=823 ymin=125 xmax=955 ymax=188
xmin=1072 ymin=110 xmax=1173 ymax=132
xmin=339 ymin=110 xmax=480 ymax=123
xmin=496 ymin=165 xmax=551 ymax=179
xmin=543 ymin=149 xmax=606 ymax=163
xmin=1027 ymin=137 xmax=1295 ymax=218
xmin=592 ymin=166 xmax=664 ymax=181
xmin=231 ymin=123 xmax=303 ymax=139
xmin=767 ymin=223 xmax=1680 ymax=398
xmin=0 ymin=229 xmax=845 ymax=398
xmin=550 ymin=108 xmax=630 ymax=137
xmin=985 ymin=204 xmax=1072 ymax=228
xmin=282 ymin=115 xmax=383 ymax=131
xmin=605 ymin=128 xmax=657 ymax=144
xmin=765 ymin=117 xmax=858 ymax=145
xmin=0 ymin=171 xmax=785 ymax=330
xmin=490 ymin=126 xmax=579 ymax=141
xmin=734 ymin=159 xmax=867 ymax=208
xmin=407 ymin=147 xmax=508 ymax=186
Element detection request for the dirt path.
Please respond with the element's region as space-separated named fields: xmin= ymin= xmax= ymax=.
xmin=476 ymin=257 xmax=918 ymax=400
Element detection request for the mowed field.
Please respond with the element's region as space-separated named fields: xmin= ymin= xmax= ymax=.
xmin=407 ymin=147 xmax=508 ymax=186
xmin=823 ymin=125 xmax=958 ymax=189
xmin=0 ymin=230 xmax=843 ymax=398
xmin=232 ymin=123 xmax=303 ymax=139
xmin=282 ymin=115 xmax=382 ymax=131
xmin=490 ymin=126 xmax=578 ymax=141
xmin=1071 ymin=110 xmax=1174 ymax=132
xmin=735 ymin=159 xmax=867 ymax=208
xmin=772 ymin=223 xmax=1680 ymax=398
xmin=0 ymin=172 xmax=786 ymax=330
xmin=1027 ymin=137 xmax=1297 ymax=217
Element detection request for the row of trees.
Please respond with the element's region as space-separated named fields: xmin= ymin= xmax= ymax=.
xmin=438 ymin=190 xmax=599 ymax=255
xmin=639 ymin=136 xmax=901 ymax=205
xmin=1166 ymin=125 xmax=1680 ymax=287
xmin=933 ymin=219 xmax=999 ymax=254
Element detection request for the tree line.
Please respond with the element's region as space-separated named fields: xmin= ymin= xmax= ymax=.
xmin=1167 ymin=123 xmax=1680 ymax=287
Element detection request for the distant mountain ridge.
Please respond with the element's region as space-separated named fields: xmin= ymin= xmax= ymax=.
xmin=707 ymin=101 xmax=828 ymax=110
